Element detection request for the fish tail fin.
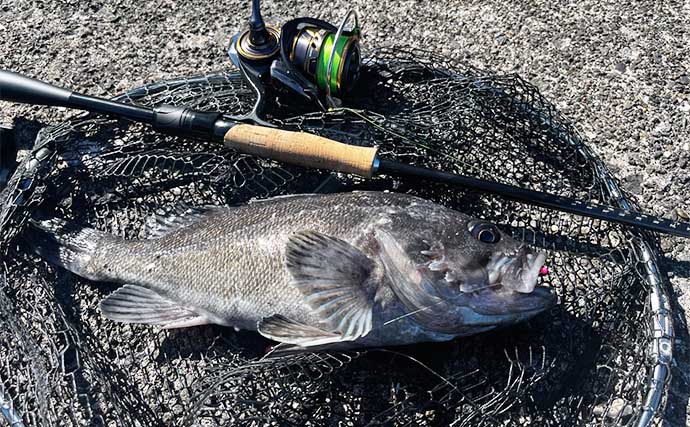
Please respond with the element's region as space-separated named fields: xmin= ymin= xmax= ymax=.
xmin=26 ymin=218 xmax=111 ymax=280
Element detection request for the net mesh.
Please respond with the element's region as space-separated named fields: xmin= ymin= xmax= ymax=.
xmin=0 ymin=48 xmax=673 ymax=426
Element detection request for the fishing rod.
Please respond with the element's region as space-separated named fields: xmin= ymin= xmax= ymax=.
xmin=1 ymin=70 xmax=689 ymax=239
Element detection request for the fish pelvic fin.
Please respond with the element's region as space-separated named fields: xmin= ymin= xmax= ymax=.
xmin=285 ymin=231 xmax=376 ymax=344
xmin=258 ymin=315 xmax=342 ymax=347
xmin=26 ymin=218 xmax=110 ymax=281
xmin=100 ymin=284 xmax=210 ymax=328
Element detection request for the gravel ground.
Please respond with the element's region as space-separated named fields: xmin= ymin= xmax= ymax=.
xmin=1 ymin=0 xmax=688 ymax=425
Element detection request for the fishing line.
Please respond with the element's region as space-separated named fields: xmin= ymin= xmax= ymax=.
xmin=366 ymin=348 xmax=502 ymax=426
xmin=382 ymin=298 xmax=445 ymax=326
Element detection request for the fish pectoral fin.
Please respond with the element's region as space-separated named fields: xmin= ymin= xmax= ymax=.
xmin=285 ymin=231 xmax=375 ymax=342
xmin=100 ymin=284 xmax=210 ymax=329
xmin=258 ymin=315 xmax=343 ymax=347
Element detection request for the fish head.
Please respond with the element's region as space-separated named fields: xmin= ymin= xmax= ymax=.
xmin=378 ymin=211 xmax=556 ymax=335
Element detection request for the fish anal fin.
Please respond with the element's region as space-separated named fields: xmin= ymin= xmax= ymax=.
xmin=258 ymin=315 xmax=343 ymax=347
xmin=100 ymin=284 xmax=210 ymax=329
xmin=285 ymin=231 xmax=375 ymax=342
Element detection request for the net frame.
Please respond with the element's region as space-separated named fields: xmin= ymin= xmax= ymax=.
xmin=0 ymin=47 xmax=675 ymax=426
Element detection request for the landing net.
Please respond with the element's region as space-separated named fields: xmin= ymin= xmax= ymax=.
xmin=0 ymin=48 xmax=672 ymax=426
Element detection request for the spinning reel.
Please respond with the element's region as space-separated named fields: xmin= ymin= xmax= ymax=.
xmin=228 ymin=0 xmax=361 ymax=125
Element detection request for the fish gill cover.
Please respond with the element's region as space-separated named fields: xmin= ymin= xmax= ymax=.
xmin=0 ymin=48 xmax=672 ymax=426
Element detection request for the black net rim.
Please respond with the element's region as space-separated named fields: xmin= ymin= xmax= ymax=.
xmin=0 ymin=64 xmax=676 ymax=426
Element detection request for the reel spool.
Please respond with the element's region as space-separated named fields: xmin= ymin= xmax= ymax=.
xmin=281 ymin=11 xmax=361 ymax=98
xmin=228 ymin=0 xmax=361 ymax=123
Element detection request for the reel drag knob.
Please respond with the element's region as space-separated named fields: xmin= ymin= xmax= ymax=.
xmin=234 ymin=0 xmax=280 ymax=62
xmin=235 ymin=25 xmax=280 ymax=62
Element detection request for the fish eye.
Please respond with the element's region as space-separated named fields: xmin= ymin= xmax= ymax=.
xmin=468 ymin=222 xmax=501 ymax=244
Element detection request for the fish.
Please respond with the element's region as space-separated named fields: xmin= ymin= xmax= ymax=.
xmin=26 ymin=191 xmax=555 ymax=350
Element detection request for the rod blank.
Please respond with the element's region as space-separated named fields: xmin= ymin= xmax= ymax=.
xmin=378 ymin=160 xmax=690 ymax=238
xmin=0 ymin=71 xmax=154 ymax=122
xmin=0 ymin=70 xmax=73 ymax=107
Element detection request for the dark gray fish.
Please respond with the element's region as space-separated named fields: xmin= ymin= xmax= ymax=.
xmin=27 ymin=191 xmax=555 ymax=350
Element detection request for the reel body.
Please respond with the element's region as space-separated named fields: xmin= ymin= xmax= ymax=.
xmin=228 ymin=1 xmax=361 ymax=121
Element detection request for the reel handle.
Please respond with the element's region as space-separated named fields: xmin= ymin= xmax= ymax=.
xmin=223 ymin=124 xmax=378 ymax=177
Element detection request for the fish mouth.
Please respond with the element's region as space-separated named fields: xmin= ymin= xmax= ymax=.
xmin=487 ymin=247 xmax=547 ymax=294
xmin=508 ymin=285 xmax=557 ymax=314
xmin=462 ymin=285 xmax=556 ymax=325
xmin=465 ymin=247 xmax=556 ymax=317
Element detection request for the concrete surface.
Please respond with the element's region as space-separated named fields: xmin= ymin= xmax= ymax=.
xmin=1 ymin=0 xmax=688 ymax=425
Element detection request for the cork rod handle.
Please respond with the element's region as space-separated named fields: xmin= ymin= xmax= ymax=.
xmin=223 ymin=124 xmax=378 ymax=178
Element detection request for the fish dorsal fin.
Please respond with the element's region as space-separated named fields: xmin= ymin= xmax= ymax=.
xmin=144 ymin=195 xmax=317 ymax=238
xmin=247 ymin=193 xmax=318 ymax=205
xmin=144 ymin=204 xmax=220 ymax=239
xmin=285 ymin=231 xmax=375 ymax=342
xmin=257 ymin=315 xmax=342 ymax=347
xmin=100 ymin=284 xmax=209 ymax=329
